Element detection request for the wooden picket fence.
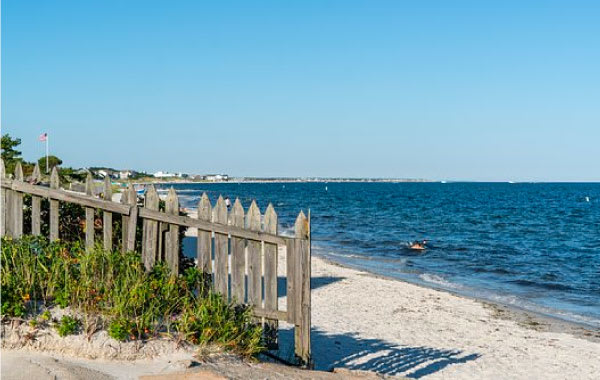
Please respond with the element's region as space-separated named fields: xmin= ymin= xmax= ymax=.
xmin=0 ymin=160 xmax=311 ymax=365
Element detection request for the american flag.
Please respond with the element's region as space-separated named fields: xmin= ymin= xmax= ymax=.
xmin=39 ymin=133 xmax=47 ymax=142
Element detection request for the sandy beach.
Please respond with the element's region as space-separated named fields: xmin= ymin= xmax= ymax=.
xmin=299 ymin=254 xmax=600 ymax=378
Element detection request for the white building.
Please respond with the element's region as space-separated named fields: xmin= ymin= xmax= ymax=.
xmin=119 ymin=170 xmax=132 ymax=179
xmin=153 ymin=171 xmax=177 ymax=178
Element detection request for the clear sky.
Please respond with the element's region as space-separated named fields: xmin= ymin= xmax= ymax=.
xmin=2 ymin=1 xmax=599 ymax=181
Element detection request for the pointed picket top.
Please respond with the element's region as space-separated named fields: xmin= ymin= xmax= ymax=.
xmin=231 ymin=198 xmax=245 ymax=227
xmin=103 ymin=176 xmax=112 ymax=200
xmin=126 ymin=184 xmax=137 ymax=205
xmin=198 ymin=193 xmax=212 ymax=221
xmin=50 ymin=166 xmax=60 ymax=189
xmin=120 ymin=186 xmax=129 ymax=204
xmin=0 ymin=159 xmax=5 ymax=178
xmin=246 ymin=200 xmax=261 ymax=231
xmin=32 ymin=163 xmax=41 ymax=182
xmin=264 ymin=203 xmax=278 ymax=234
xmin=213 ymin=195 xmax=227 ymax=224
xmin=144 ymin=185 xmax=159 ymax=209
xmin=85 ymin=172 xmax=94 ymax=196
xmin=165 ymin=187 xmax=179 ymax=213
xmin=14 ymin=161 xmax=23 ymax=181
xmin=294 ymin=210 xmax=308 ymax=238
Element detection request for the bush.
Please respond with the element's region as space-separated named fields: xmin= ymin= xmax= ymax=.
xmin=0 ymin=237 xmax=264 ymax=357
xmin=56 ymin=315 xmax=80 ymax=337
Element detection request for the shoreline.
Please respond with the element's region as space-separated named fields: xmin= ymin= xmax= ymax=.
xmin=312 ymin=253 xmax=600 ymax=342
xmin=313 ymin=251 xmax=600 ymax=332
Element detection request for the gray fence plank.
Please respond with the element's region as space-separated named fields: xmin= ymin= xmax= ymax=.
xmin=197 ymin=193 xmax=212 ymax=274
xmin=102 ymin=176 xmax=113 ymax=251
xmin=246 ymin=200 xmax=262 ymax=308
xmin=85 ymin=173 xmax=95 ymax=250
xmin=264 ymin=203 xmax=278 ymax=345
xmin=12 ymin=162 xmax=24 ymax=238
xmin=213 ymin=196 xmax=228 ymax=297
xmin=31 ymin=164 xmax=42 ymax=236
xmin=165 ymin=188 xmax=179 ymax=274
xmin=49 ymin=167 xmax=60 ymax=241
xmin=124 ymin=185 xmax=138 ymax=252
xmin=230 ymin=199 xmax=245 ymax=303
xmin=142 ymin=185 xmax=159 ymax=270
xmin=294 ymin=211 xmax=311 ymax=365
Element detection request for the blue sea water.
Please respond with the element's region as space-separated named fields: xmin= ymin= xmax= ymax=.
xmin=157 ymin=182 xmax=600 ymax=328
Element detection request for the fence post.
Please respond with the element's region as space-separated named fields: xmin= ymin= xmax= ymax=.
xmin=12 ymin=162 xmax=24 ymax=238
xmin=264 ymin=203 xmax=279 ymax=348
xmin=246 ymin=201 xmax=262 ymax=309
xmin=124 ymin=184 xmax=138 ymax=252
xmin=31 ymin=164 xmax=42 ymax=236
xmin=0 ymin=159 xmax=5 ymax=237
xmin=142 ymin=185 xmax=159 ymax=271
xmin=85 ymin=173 xmax=95 ymax=251
xmin=49 ymin=167 xmax=60 ymax=241
xmin=165 ymin=188 xmax=179 ymax=274
xmin=213 ymin=196 xmax=228 ymax=297
xmin=197 ymin=193 xmax=212 ymax=278
xmin=294 ymin=211 xmax=311 ymax=366
xmin=230 ymin=199 xmax=245 ymax=302
xmin=102 ymin=176 xmax=113 ymax=251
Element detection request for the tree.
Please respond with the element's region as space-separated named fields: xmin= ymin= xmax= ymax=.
xmin=38 ymin=155 xmax=63 ymax=172
xmin=1 ymin=134 xmax=23 ymax=174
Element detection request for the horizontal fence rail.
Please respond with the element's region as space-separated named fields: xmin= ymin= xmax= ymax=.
xmin=0 ymin=160 xmax=311 ymax=365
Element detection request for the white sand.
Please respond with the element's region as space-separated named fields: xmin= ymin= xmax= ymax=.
xmin=303 ymin=254 xmax=600 ymax=379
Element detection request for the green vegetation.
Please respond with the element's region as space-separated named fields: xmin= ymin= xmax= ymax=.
xmin=38 ymin=155 xmax=63 ymax=172
xmin=1 ymin=236 xmax=264 ymax=357
xmin=56 ymin=315 xmax=80 ymax=337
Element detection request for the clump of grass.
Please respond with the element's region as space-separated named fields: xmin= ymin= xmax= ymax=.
xmin=1 ymin=236 xmax=264 ymax=357
xmin=56 ymin=315 xmax=80 ymax=337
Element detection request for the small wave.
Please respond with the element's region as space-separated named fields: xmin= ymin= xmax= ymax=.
xmin=419 ymin=273 xmax=463 ymax=290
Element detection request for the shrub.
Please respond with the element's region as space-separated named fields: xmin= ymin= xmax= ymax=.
xmin=0 ymin=237 xmax=264 ymax=357
xmin=56 ymin=315 xmax=80 ymax=337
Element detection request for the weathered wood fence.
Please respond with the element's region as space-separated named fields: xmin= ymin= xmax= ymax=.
xmin=0 ymin=161 xmax=311 ymax=365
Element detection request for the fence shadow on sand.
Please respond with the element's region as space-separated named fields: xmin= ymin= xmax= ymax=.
xmin=276 ymin=328 xmax=480 ymax=378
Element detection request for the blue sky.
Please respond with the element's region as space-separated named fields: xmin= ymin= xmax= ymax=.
xmin=2 ymin=1 xmax=599 ymax=181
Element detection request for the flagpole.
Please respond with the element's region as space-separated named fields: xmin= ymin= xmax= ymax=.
xmin=46 ymin=134 xmax=49 ymax=173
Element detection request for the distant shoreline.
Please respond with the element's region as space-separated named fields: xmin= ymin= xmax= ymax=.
xmin=128 ymin=178 xmax=433 ymax=186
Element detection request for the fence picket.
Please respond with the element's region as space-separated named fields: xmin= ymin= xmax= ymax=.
xmin=142 ymin=185 xmax=159 ymax=270
xmin=230 ymin=199 xmax=245 ymax=303
xmin=124 ymin=185 xmax=138 ymax=252
xmin=49 ymin=167 xmax=60 ymax=241
xmin=264 ymin=203 xmax=278 ymax=346
xmin=165 ymin=188 xmax=179 ymax=274
xmin=294 ymin=211 xmax=311 ymax=365
xmin=31 ymin=164 xmax=42 ymax=236
xmin=197 ymin=193 xmax=212 ymax=274
xmin=213 ymin=196 xmax=228 ymax=297
xmin=102 ymin=176 xmax=113 ymax=251
xmin=84 ymin=173 xmax=95 ymax=250
xmin=12 ymin=162 xmax=24 ymax=238
xmin=246 ymin=201 xmax=262 ymax=308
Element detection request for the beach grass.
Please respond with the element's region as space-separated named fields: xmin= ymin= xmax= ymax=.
xmin=0 ymin=236 xmax=264 ymax=357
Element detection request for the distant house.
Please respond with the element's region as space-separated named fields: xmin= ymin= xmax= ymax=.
xmin=204 ymin=174 xmax=229 ymax=182
xmin=119 ymin=170 xmax=132 ymax=179
xmin=153 ymin=171 xmax=177 ymax=178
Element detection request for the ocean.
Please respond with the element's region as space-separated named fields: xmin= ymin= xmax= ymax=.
xmin=155 ymin=182 xmax=600 ymax=328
